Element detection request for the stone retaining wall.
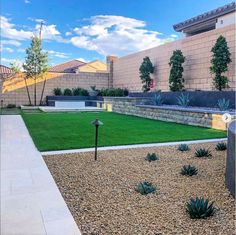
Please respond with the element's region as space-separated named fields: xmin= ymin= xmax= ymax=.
xmin=103 ymin=97 xmax=233 ymax=130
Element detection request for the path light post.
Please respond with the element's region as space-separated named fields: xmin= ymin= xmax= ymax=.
xmin=1 ymin=100 xmax=3 ymax=115
xmin=91 ymin=119 xmax=103 ymax=161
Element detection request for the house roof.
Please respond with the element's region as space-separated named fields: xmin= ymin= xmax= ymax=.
xmin=0 ymin=65 xmax=13 ymax=74
xmin=173 ymin=2 xmax=236 ymax=32
xmin=77 ymin=60 xmax=107 ymax=72
xmin=49 ymin=59 xmax=86 ymax=73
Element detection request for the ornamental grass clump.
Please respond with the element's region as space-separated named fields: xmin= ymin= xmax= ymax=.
xmin=177 ymin=93 xmax=190 ymax=107
xmin=217 ymin=98 xmax=230 ymax=111
xmin=186 ymin=197 xmax=216 ymax=219
xmin=194 ymin=148 xmax=212 ymax=158
xmin=215 ymin=142 xmax=227 ymax=151
xmin=135 ymin=181 xmax=156 ymax=195
xmin=180 ymin=165 xmax=198 ymax=176
xmin=145 ymin=153 xmax=159 ymax=162
xmin=177 ymin=144 xmax=190 ymax=152
xmin=154 ymin=94 xmax=164 ymax=106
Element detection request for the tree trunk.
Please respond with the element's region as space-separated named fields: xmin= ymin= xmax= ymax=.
xmin=34 ymin=77 xmax=36 ymax=106
xmin=40 ymin=75 xmax=47 ymax=105
xmin=24 ymin=77 xmax=32 ymax=105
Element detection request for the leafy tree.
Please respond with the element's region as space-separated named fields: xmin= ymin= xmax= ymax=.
xmin=139 ymin=56 xmax=154 ymax=92
xmin=169 ymin=50 xmax=185 ymax=91
xmin=210 ymin=35 xmax=231 ymax=91
xmin=23 ymin=36 xmax=48 ymax=106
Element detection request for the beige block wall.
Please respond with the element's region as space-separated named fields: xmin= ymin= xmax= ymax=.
xmin=112 ymin=25 xmax=235 ymax=91
xmin=0 ymin=72 xmax=109 ymax=106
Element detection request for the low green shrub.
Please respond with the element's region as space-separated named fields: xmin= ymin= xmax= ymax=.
xmin=177 ymin=93 xmax=190 ymax=107
xmin=63 ymin=88 xmax=72 ymax=96
xmin=194 ymin=148 xmax=212 ymax=158
xmin=181 ymin=165 xmax=198 ymax=176
xmin=6 ymin=104 xmax=16 ymax=108
xmin=186 ymin=197 xmax=216 ymax=219
xmin=98 ymin=88 xmax=129 ymax=97
xmin=145 ymin=153 xmax=159 ymax=162
xmin=135 ymin=181 xmax=156 ymax=195
xmin=53 ymin=87 xmax=62 ymax=96
xmin=215 ymin=142 xmax=227 ymax=151
xmin=177 ymin=144 xmax=190 ymax=152
xmin=154 ymin=94 xmax=164 ymax=106
xmin=72 ymin=87 xmax=89 ymax=96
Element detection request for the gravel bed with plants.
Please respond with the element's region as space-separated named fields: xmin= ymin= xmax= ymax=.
xmin=44 ymin=142 xmax=235 ymax=235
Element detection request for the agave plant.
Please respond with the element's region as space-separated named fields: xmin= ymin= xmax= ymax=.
xmin=217 ymin=98 xmax=230 ymax=111
xmin=194 ymin=148 xmax=212 ymax=158
xmin=186 ymin=197 xmax=216 ymax=219
xmin=145 ymin=153 xmax=159 ymax=162
xmin=215 ymin=142 xmax=227 ymax=151
xmin=181 ymin=165 xmax=198 ymax=176
xmin=154 ymin=94 xmax=164 ymax=106
xmin=177 ymin=93 xmax=190 ymax=107
xmin=135 ymin=181 xmax=156 ymax=195
xmin=177 ymin=144 xmax=190 ymax=152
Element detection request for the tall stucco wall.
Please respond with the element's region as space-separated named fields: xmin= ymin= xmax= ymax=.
xmin=0 ymin=72 xmax=109 ymax=106
xmin=112 ymin=25 xmax=235 ymax=91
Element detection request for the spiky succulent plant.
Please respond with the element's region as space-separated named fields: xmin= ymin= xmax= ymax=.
xmin=215 ymin=142 xmax=227 ymax=151
xmin=135 ymin=181 xmax=156 ymax=195
xmin=181 ymin=165 xmax=198 ymax=176
xmin=145 ymin=153 xmax=159 ymax=162
xmin=177 ymin=144 xmax=190 ymax=152
xmin=186 ymin=197 xmax=216 ymax=219
xmin=194 ymin=148 xmax=212 ymax=158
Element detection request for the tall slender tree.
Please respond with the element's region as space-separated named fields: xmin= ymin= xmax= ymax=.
xmin=139 ymin=56 xmax=154 ymax=92
xmin=169 ymin=50 xmax=185 ymax=91
xmin=23 ymin=36 xmax=48 ymax=106
xmin=210 ymin=35 xmax=231 ymax=91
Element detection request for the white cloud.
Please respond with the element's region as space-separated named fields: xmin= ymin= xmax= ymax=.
xmin=46 ymin=50 xmax=70 ymax=58
xmin=0 ymin=46 xmax=14 ymax=53
xmin=77 ymin=58 xmax=87 ymax=63
xmin=71 ymin=15 xmax=175 ymax=56
xmin=28 ymin=17 xmax=46 ymax=24
xmin=170 ymin=34 xmax=178 ymax=38
xmin=1 ymin=15 xmax=33 ymax=40
xmin=24 ymin=0 xmax=31 ymax=3
xmin=17 ymin=48 xmax=25 ymax=53
xmin=1 ymin=15 xmax=67 ymax=43
xmin=65 ymin=31 xmax=72 ymax=36
xmin=1 ymin=39 xmax=21 ymax=47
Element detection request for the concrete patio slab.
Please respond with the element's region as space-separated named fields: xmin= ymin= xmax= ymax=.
xmin=42 ymin=138 xmax=227 ymax=156
xmin=0 ymin=115 xmax=81 ymax=235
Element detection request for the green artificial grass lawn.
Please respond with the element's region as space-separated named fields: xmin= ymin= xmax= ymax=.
xmin=21 ymin=111 xmax=227 ymax=151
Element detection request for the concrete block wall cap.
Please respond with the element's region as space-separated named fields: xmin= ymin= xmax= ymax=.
xmin=136 ymin=105 xmax=236 ymax=115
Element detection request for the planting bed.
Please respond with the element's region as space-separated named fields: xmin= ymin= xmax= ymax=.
xmin=44 ymin=142 xmax=235 ymax=235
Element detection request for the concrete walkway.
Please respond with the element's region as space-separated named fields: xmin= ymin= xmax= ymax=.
xmin=42 ymin=138 xmax=227 ymax=156
xmin=0 ymin=115 xmax=81 ymax=235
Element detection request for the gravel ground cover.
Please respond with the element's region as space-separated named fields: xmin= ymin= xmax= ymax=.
xmin=44 ymin=143 xmax=235 ymax=235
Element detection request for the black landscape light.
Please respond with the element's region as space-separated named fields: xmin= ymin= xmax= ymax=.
xmin=91 ymin=118 xmax=103 ymax=161
xmin=1 ymin=100 xmax=3 ymax=114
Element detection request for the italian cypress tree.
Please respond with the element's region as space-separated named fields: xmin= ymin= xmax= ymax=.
xmin=210 ymin=35 xmax=231 ymax=91
xmin=23 ymin=36 xmax=48 ymax=106
xmin=169 ymin=50 xmax=185 ymax=91
xmin=139 ymin=56 xmax=154 ymax=92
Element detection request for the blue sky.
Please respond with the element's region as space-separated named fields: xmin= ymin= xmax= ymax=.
xmin=1 ymin=0 xmax=232 ymax=67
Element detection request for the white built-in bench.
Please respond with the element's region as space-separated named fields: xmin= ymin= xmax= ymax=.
xmin=55 ymin=101 xmax=85 ymax=109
